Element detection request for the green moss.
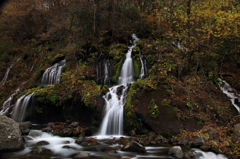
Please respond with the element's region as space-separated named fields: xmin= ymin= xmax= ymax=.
xmin=102 ymin=85 xmax=109 ymax=92
xmin=133 ymin=58 xmax=141 ymax=79
xmin=52 ymin=54 xmax=65 ymax=65
xmin=112 ymin=58 xmax=124 ymax=83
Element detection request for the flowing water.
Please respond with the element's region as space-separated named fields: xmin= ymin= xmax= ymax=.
xmin=139 ymin=52 xmax=148 ymax=79
xmin=99 ymin=34 xmax=140 ymax=135
xmin=104 ymin=58 xmax=111 ymax=86
xmin=12 ymin=92 xmax=35 ymax=122
xmin=218 ymin=78 xmax=240 ymax=113
xmin=0 ymin=88 xmax=19 ymax=115
xmin=0 ymin=64 xmax=14 ymax=88
xmin=41 ymin=60 xmax=66 ymax=85
xmin=2 ymin=129 xmax=228 ymax=159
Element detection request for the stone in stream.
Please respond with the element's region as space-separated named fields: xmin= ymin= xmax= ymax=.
xmin=75 ymin=135 xmax=85 ymax=144
xmin=0 ymin=115 xmax=24 ymax=151
xmin=121 ymin=141 xmax=146 ymax=153
xmin=18 ymin=121 xmax=32 ymax=135
xmin=191 ymin=136 xmax=205 ymax=147
xmin=73 ymin=151 xmax=90 ymax=158
xmin=168 ymin=146 xmax=183 ymax=159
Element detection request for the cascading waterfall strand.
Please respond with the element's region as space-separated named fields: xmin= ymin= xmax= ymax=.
xmin=12 ymin=92 xmax=34 ymax=122
xmin=41 ymin=60 xmax=66 ymax=85
xmin=99 ymin=34 xmax=140 ymax=135
xmin=0 ymin=88 xmax=19 ymax=115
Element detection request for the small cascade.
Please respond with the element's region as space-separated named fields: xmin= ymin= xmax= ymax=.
xmin=99 ymin=34 xmax=140 ymax=135
xmin=0 ymin=88 xmax=19 ymax=115
xmin=118 ymin=34 xmax=140 ymax=85
xmin=139 ymin=52 xmax=148 ymax=79
xmin=30 ymin=59 xmax=37 ymax=72
xmin=94 ymin=52 xmax=112 ymax=86
xmin=103 ymin=58 xmax=111 ymax=85
xmin=0 ymin=64 xmax=14 ymax=87
xmin=12 ymin=92 xmax=34 ymax=122
xmin=41 ymin=60 xmax=66 ymax=85
xmin=218 ymin=78 xmax=240 ymax=113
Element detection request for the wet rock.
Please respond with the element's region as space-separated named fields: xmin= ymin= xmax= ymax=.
xmin=73 ymin=152 xmax=90 ymax=158
xmin=61 ymin=141 xmax=70 ymax=144
xmin=52 ymin=125 xmax=64 ymax=130
xmin=183 ymin=151 xmax=196 ymax=159
xmin=18 ymin=121 xmax=32 ymax=135
xmin=191 ymin=136 xmax=205 ymax=147
xmin=80 ymin=142 xmax=88 ymax=146
xmin=155 ymin=136 xmax=168 ymax=144
xmin=101 ymin=85 xmax=110 ymax=95
xmin=232 ymin=123 xmax=240 ymax=143
xmin=31 ymin=147 xmax=52 ymax=155
xmin=75 ymin=135 xmax=85 ymax=145
xmin=168 ymin=146 xmax=183 ymax=159
xmin=85 ymin=137 xmax=97 ymax=143
xmin=34 ymin=141 xmax=50 ymax=146
xmin=147 ymin=131 xmax=157 ymax=143
xmin=47 ymin=122 xmax=55 ymax=127
xmin=178 ymin=137 xmax=189 ymax=146
xmin=117 ymin=86 xmax=125 ymax=96
xmin=62 ymin=145 xmax=71 ymax=149
xmin=63 ymin=128 xmax=73 ymax=136
xmin=121 ymin=141 xmax=146 ymax=153
xmin=0 ymin=115 xmax=24 ymax=151
xmin=42 ymin=127 xmax=52 ymax=133
xmin=70 ymin=122 xmax=79 ymax=128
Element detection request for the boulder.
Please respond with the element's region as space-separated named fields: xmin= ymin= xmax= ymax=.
xmin=0 ymin=115 xmax=24 ymax=151
xmin=191 ymin=136 xmax=205 ymax=147
xmin=75 ymin=135 xmax=85 ymax=145
xmin=168 ymin=146 xmax=183 ymax=159
xmin=232 ymin=123 xmax=240 ymax=143
xmin=121 ymin=141 xmax=146 ymax=153
xmin=47 ymin=122 xmax=55 ymax=127
xmin=147 ymin=131 xmax=157 ymax=143
xmin=73 ymin=152 xmax=90 ymax=158
xmin=18 ymin=121 xmax=32 ymax=135
xmin=178 ymin=138 xmax=189 ymax=146
xmin=85 ymin=137 xmax=97 ymax=143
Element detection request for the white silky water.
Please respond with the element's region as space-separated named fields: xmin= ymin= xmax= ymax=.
xmin=0 ymin=64 xmax=14 ymax=88
xmin=218 ymin=78 xmax=240 ymax=113
xmin=0 ymin=88 xmax=19 ymax=115
xmin=12 ymin=92 xmax=34 ymax=122
xmin=99 ymin=34 xmax=140 ymax=136
xmin=41 ymin=60 xmax=66 ymax=85
xmin=139 ymin=52 xmax=148 ymax=79
xmin=104 ymin=58 xmax=111 ymax=85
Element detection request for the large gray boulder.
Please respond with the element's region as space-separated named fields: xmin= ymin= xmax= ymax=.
xmin=0 ymin=115 xmax=24 ymax=151
xmin=168 ymin=146 xmax=183 ymax=159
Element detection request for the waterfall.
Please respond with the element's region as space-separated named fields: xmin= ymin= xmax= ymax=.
xmin=30 ymin=59 xmax=37 ymax=72
xmin=103 ymin=58 xmax=111 ymax=86
xmin=99 ymin=34 xmax=140 ymax=135
xmin=218 ymin=78 xmax=240 ymax=113
xmin=0 ymin=88 xmax=19 ymax=115
xmin=0 ymin=64 xmax=14 ymax=87
xmin=41 ymin=60 xmax=66 ymax=85
xmin=12 ymin=93 xmax=34 ymax=122
xmin=139 ymin=52 xmax=148 ymax=79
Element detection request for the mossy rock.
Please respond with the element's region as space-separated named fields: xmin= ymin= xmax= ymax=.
xmin=112 ymin=58 xmax=124 ymax=83
xmin=102 ymin=85 xmax=109 ymax=95
xmin=51 ymin=54 xmax=65 ymax=65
